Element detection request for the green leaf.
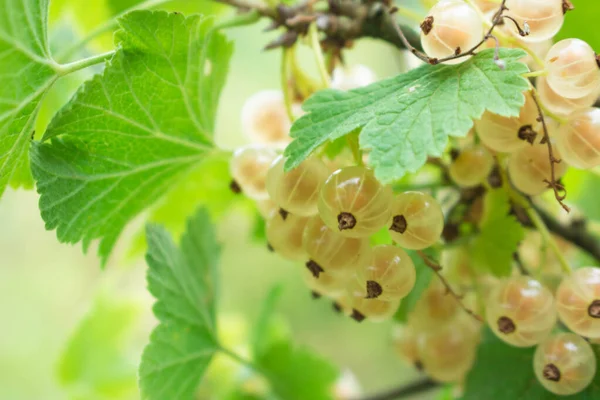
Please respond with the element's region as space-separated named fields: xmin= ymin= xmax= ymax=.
xmin=251 ymin=285 xmax=284 ymax=358
xmin=57 ymin=295 xmax=140 ymax=400
xmin=394 ymin=249 xmax=435 ymax=322
xmin=140 ymin=208 xmax=221 ymax=400
xmin=469 ymin=189 xmax=525 ymax=277
xmin=284 ymin=49 xmax=529 ymax=183
xmin=31 ymin=11 xmax=233 ymax=264
xmin=556 ymin=0 xmax=600 ymax=51
xmin=462 ymin=328 xmax=600 ymax=400
xmin=0 ymin=0 xmax=59 ymax=195
xmin=256 ymin=341 xmax=338 ymax=400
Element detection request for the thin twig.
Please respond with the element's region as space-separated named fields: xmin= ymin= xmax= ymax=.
xmin=356 ymin=378 xmax=438 ymax=400
xmin=416 ymin=251 xmax=484 ymax=323
xmin=529 ymin=89 xmax=570 ymax=212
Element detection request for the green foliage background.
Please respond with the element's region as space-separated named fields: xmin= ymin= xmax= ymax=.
xmin=0 ymin=0 xmax=599 ymax=399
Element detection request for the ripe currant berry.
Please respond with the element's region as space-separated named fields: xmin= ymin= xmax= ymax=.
xmin=230 ymin=144 xmax=278 ymax=200
xmin=556 ymin=108 xmax=600 ymax=170
xmin=546 ymin=39 xmax=600 ymax=99
xmin=241 ymin=90 xmax=291 ymax=147
xmin=534 ymin=333 xmax=596 ymax=395
xmin=266 ymin=155 xmax=330 ymax=216
xmin=347 ymin=277 xmax=401 ymax=323
xmin=318 ymin=166 xmax=393 ymax=238
xmin=449 ymin=146 xmax=494 ymax=187
xmin=388 ymin=192 xmax=444 ymax=250
xmin=392 ymin=325 xmax=422 ymax=370
xmin=407 ymin=279 xmax=460 ymax=330
xmin=507 ymin=143 xmax=568 ymax=196
xmin=505 ymin=0 xmax=564 ymax=43
xmin=486 ymin=276 xmax=556 ymax=347
xmin=556 ymin=266 xmax=600 ymax=338
xmin=265 ymin=210 xmax=308 ymax=261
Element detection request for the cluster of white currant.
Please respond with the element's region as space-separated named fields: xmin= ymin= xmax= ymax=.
xmin=422 ymin=0 xmax=600 ymax=198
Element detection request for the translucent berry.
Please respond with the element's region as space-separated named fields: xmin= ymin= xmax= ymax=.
xmin=417 ymin=316 xmax=479 ymax=382
xmin=537 ymin=77 xmax=599 ymax=117
xmin=486 ymin=276 xmax=556 ymax=347
xmin=508 ymin=143 xmax=568 ymax=196
xmin=420 ymin=0 xmax=483 ymax=63
xmin=546 ymin=39 xmax=600 ymax=99
xmin=266 ymin=210 xmax=308 ymax=261
xmin=241 ymin=90 xmax=291 ymax=147
xmin=255 ymin=198 xmax=278 ymax=218
xmin=556 ymin=108 xmax=600 ymax=169
xmin=303 ymin=267 xmax=349 ymax=298
xmin=266 ymin=155 xmax=330 ymax=216
xmin=302 ymin=215 xmax=371 ymax=276
xmin=449 ymin=146 xmax=494 ymax=187
xmin=347 ymin=277 xmax=401 ymax=323
xmin=331 ymin=65 xmax=377 ymax=90
xmin=318 ymin=166 xmax=393 ymax=238
xmin=388 ymin=192 xmax=444 ymax=250
xmin=408 ymin=279 xmax=460 ymax=330
xmin=474 ymin=91 xmax=540 ymax=153
xmin=392 ymin=325 xmax=422 ymax=369
xmin=230 ymin=145 xmax=278 ymax=200
xmin=556 ymin=267 xmax=600 ymax=338
xmin=353 ymin=245 xmax=416 ymax=301
xmin=475 ymin=0 xmax=498 ymax=12
xmin=534 ymin=333 xmax=596 ymax=396
xmin=505 ymin=0 xmax=564 ymax=43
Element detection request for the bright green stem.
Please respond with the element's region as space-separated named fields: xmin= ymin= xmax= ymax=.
xmin=56 ymin=51 xmax=116 ymax=76
xmin=522 ymin=70 xmax=547 ymax=78
xmin=308 ymin=23 xmax=330 ymax=88
xmin=55 ymin=0 xmax=174 ymax=62
xmin=524 ymin=206 xmax=572 ymax=275
xmin=219 ymin=345 xmax=264 ymax=375
xmin=214 ymin=9 xmax=261 ymax=30
xmin=281 ymin=48 xmax=295 ymax=122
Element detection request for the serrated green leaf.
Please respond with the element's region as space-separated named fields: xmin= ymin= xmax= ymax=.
xmin=0 ymin=0 xmax=60 ymax=196
xmin=470 ymin=189 xmax=525 ymax=277
xmin=251 ymin=285 xmax=284 ymax=358
xmin=462 ymin=328 xmax=600 ymax=400
xmin=284 ymin=49 xmax=529 ymax=183
xmin=57 ymin=295 xmax=140 ymax=400
xmin=256 ymin=341 xmax=338 ymax=400
xmin=31 ymin=11 xmax=232 ymax=264
xmin=394 ymin=249 xmax=435 ymax=322
xmin=140 ymin=208 xmax=221 ymax=400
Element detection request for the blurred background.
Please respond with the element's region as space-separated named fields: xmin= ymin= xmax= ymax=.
xmin=0 ymin=0 xmax=597 ymax=399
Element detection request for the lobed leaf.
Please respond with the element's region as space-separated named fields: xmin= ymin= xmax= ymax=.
xmin=140 ymin=208 xmax=220 ymax=400
xmin=284 ymin=49 xmax=529 ymax=183
xmin=0 ymin=0 xmax=58 ymax=195
xmin=31 ymin=11 xmax=233 ymax=264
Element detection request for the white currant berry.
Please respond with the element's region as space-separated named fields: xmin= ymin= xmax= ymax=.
xmin=266 ymin=155 xmax=330 ymax=216
xmin=255 ymin=198 xmax=278 ymax=218
xmin=546 ymin=39 xmax=600 ymax=99
xmin=230 ymin=144 xmax=278 ymax=200
xmin=556 ymin=107 xmax=600 ymax=169
xmin=353 ymin=245 xmax=416 ymax=302
xmin=534 ymin=333 xmax=597 ymax=396
xmin=302 ymin=215 xmax=371 ymax=277
xmin=331 ymin=65 xmax=377 ymax=90
xmin=388 ymin=192 xmax=444 ymax=250
xmin=318 ymin=166 xmax=393 ymax=238
xmin=505 ymin=0 xmax=564 ymax=43
xmin=347 ymin=276 xmax=401 ymax=322
xmin=241 ymin=90 xmax=291 ymax=147
xmin=303 ymin=267 xmax=349 ymax=298
xmin=420 ymin=0 xmax=483 ymax=64
xmin=449 ymin=146 xmax=494 ymax=187
xmin=474 ymin=0 xmax=497 ymax=12
xmin=266 ymin=210 xmax=309 ymax=261
xmin=537 ymin=77 xmax=599 ymax=117
xmin=556 ymin=266 xmax=600 ymax=338
xmin=417 ymin=316 xmax=479 ymax=383
xmin=407 ymin=279 xmax=460 ymax=330
xmin=392 ymin=325 xmax=422 ymax=369
xmin=474 ymin=91 xmax=540 ymax=152
xmin=508 ymin=143 xmax=568 ymax=196
xmin=486 ymin=276 xmax=556 ymax=347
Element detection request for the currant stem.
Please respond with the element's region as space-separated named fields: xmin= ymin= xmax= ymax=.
xmin=524 ymin=206 xmax=572 ymax=275
xmin=55 ymin=51 xmax=116 ymax=76
xmin=522 ymin=70 xmax=548 ymax=78
xmin=281 ymin=48 xmax=296 ymax=123
xmin=308 ymin=23 xmax=330 ymax=88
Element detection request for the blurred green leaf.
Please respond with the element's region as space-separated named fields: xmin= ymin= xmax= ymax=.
xmin=31 ymin=11 xmax=232 ymax=264
xmin=251 ymin=285 xmax=284 ymax=358
xmin=556 ymin=0 xmax=600 ymax=50
xmin=284 ymin=49 xmax=529 ymax=183
xmin=563 ymin=169 xmax=600 ymax=221
xmin=57 ymin=295 xmax=140 ymax=400
xmin=256 ymin=341 xmax=338 ymax=400
xmin=141 ymin=208 xmax=221 ymax=400
xmin=462 ymin=328 xmax=600 ymax=399
xmin=469 ymin=189 xmax=524 ymax=277
xmin=394 ymin=249 xmax=435 ymax=322
xmin=0 ymin=0 xmax=58 ymax=196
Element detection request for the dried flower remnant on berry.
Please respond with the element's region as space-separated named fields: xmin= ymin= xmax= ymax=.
xmin=338 ymin=212 xmax=357 ymax=231
xmin=587 ymin=299 xmax=600 ymax=318
xmin=390 ymin=215 xmax=408 ymax=234
xmin=518 ymin=125 xmax=537 ymax=144
xmin=497 ymin=316 xmax=516 ymax=334
xmin=420 ymin=16 xmax=434 ymax=35
xmin=366 ymin=280 xmax=383 ymax=299
xmin=306 ymin=259 xmax=324 ymax=278
xmin=351 ymin=309 xmax=366 ymax=322
xmin=543 ymin=364 xmax=561 ymax=382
